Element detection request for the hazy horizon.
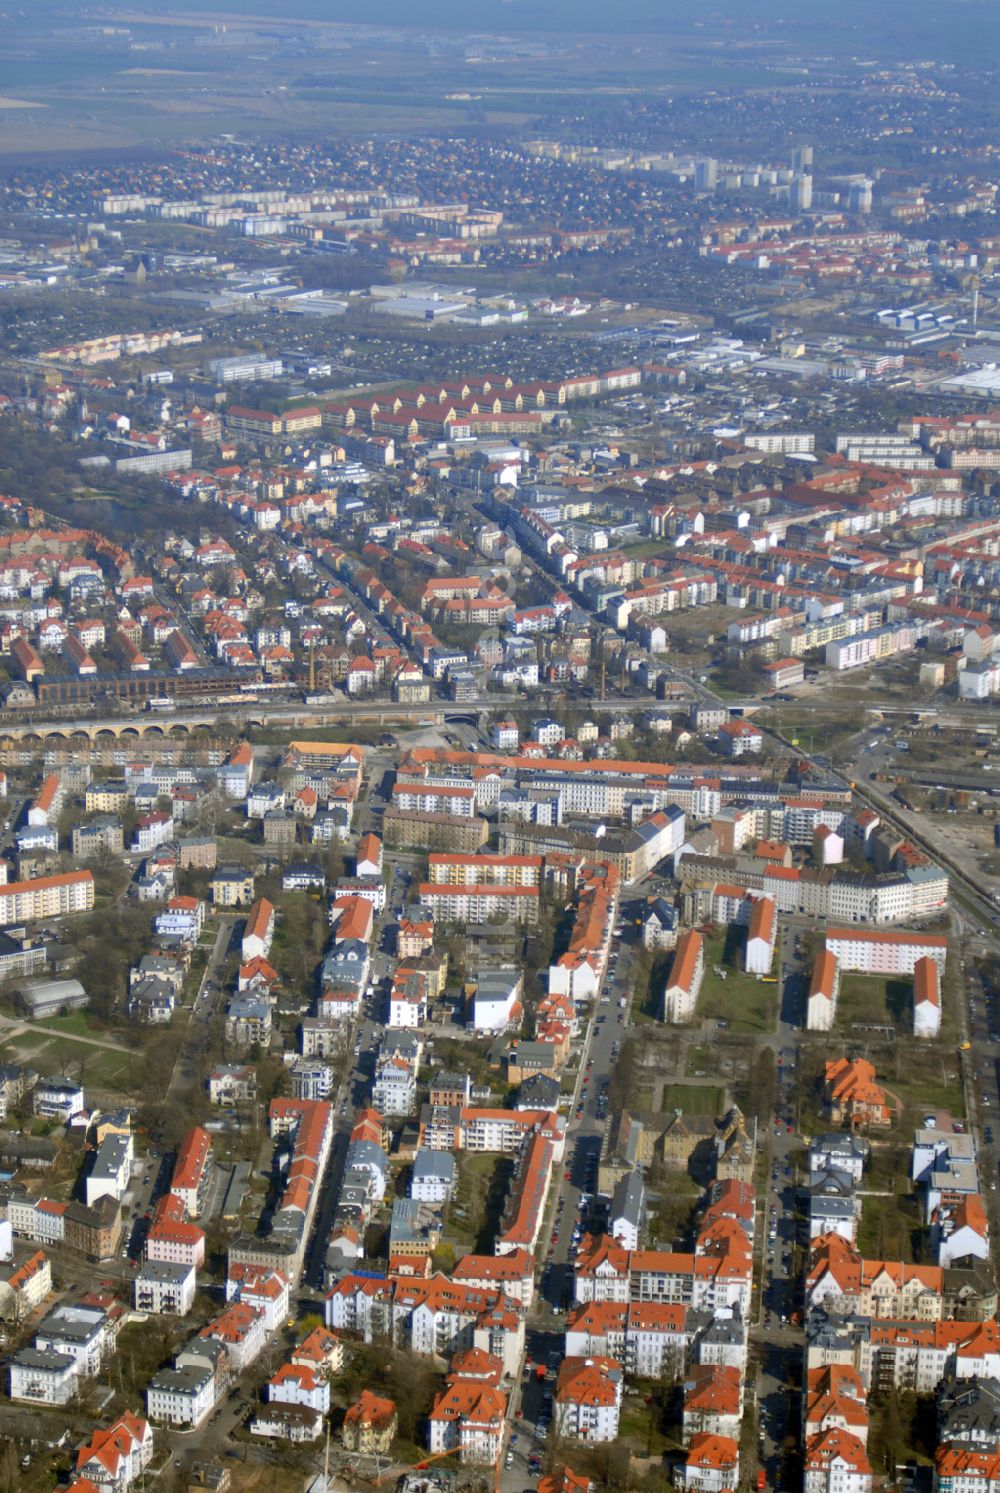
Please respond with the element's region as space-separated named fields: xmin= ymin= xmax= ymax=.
xmin=35 ymin=0 xmax=998 ymax=57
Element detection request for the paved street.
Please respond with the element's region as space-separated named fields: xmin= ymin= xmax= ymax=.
xmin=495 ymin=927 xmax=636 ymax=1489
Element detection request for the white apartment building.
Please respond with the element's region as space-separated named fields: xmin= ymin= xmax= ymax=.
xmin=35 ymin=1303 xmax=112 ymax=1377
xmin=462 ymin=1108 xmax=561 ymax=1157
xmin=826 ymin=634 xmax=878 ymax=671
xmin=372 ymin=1061 xmax=417 ymax=1115
xmin=824 ymin=929 xmax=948 ymax=977
xmin=807 ymin=951 xmax=841 ymax=1033
xmin=387 ymin=984 xmax=428 ymax=1029
xmin=913 ymin=956 xmax=942 ymax=1039
xmin=0 ymin=870 xmax=94 ymax=926
xmin=662 ymin=930 xmax=704 ymax=1024
xmin=803 ymin=1429 xmax=873 ymax=1493
xmin=85 ymin=1133 xmax=134 ymax=1208
xmin=146 ymin=1360 xmax=216 ymax=1428
xmin=268 ymin=1362 xmax=330 ymax=1414
xmin=8 ymin=1197 xmax=66 ymax=1247
xmin=554 ymin=1356 xmax=622 ymax=1442
xmin=411 ymin=1149 xmax=457 ymax=1204
xmin=419 ymin=883 xmax=539 ymax=924
xmin=290 ymin=1059 xmax=334 ymax=1102
xmin=9 ymin=1347 xmax=78 ymax=1405
xmin=392 ymin=783 xmax=476 ymax=818
xmin=744 ymin=896 xmax=776 ymax=976
xmin=134 ymin=1261 xmax=196 ymax=1317
xmin=868 ymin=877 xmax=914 ymax=924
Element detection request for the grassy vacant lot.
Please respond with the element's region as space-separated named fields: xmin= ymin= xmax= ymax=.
xmin=661 ymin=1082 xmax=725 ymax=1116
xmin=697 ymin=929 xmax=778 ymax=1035
xmin=26 ymin=1011 xmax=113 ymax=1039
xmin=857 ymin=1189 xmax=927 ymax=1262
xmin=618 ymin=1381 xmax=685 ymax=1457
xmin=1 ymin=1032 xmax=134 ymax=1091
xmin=446 ymin=1152 xmax=513 ymax=1252
xmin=836 ymin=973 xmax=913 ymax=1033
xmin=761 ymin=705 xmax=868 ymax=759
xmin=890 ymin=1070 xmax=965 ymax=1128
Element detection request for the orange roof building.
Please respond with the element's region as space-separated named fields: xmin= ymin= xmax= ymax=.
xmin=343 ymin=1389 xmax=398 ymax=1454
xmin=169 ymin=1127 xmax=212 ymax=1217
xmin=913 ymin=954 xmax=941 ymax=1038
xmin=427 ymin=1377 xmax=507 ymax=1465
xmin=803 ymin=1427 xmax=872 ymax=1492
xmin=807 ymin=949 xmax=841 ymax=1032
xmin=662 ymin=929 xmax=704 ymax=1023
xmin=554 ymin=1356 xmax=623 ymax=1442
xmin=76 ymin=1412 xmax=152 ymax=1487
xmin=680 ymin=1432 xmax=740 ymax=1492
xmin=538 ymin=1472 xmax=593 ymax=1493
xmin=683 ymin=1363 xmax=742 ymax=1438
xmin=823 ymin=1057 xmax=892 ymax=1129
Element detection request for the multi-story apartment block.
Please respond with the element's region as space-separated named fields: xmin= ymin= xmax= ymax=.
xmin=0 ymin=870 xmax=94 ymax=926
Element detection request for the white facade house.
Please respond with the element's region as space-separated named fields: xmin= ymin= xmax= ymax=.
xmin=554 ymin=1356 xmax=622 ymax=1443
xmin=913 ymin=956 xmax=941 ymax=1039
xmin=678 ymin=1434 xmax=741 ymax=1493
xmin=809 ymin=1134 xmax=868 ymax=1185
xmin=146 ymin=1360 xmax=216 ymax=1428
xmin=356 ymin=833 xmax=383 ymax=879
xmin=33 ymin=1078 xmax=85 ymax=1122
xmin=241 ymin=898 xmax=275 ymax=963
xmin=662 ymin=930 xmax=704 ymax=1024
xmin=9 ymin=1348 xmax=78 ymax=1404
xmin=548 ymin=951 xmax=601 ymax=1004
xmin=824 ymin=928 xmax=947 ymax=977
xmin=134 ymin=1260 xmax=196 ymax=1317
xmin=609 ymin=1171 xmax=645 ymax=1252
xmin=411 ymin=1148 xmax=457 ymax=1204
xmin=814 ymin=826 xmax=845 ymax=867
xmin=75 ymin=1411 xmax=154 ymax=1489
xmin=7 ymin=1197 xmax=66 ymax=1247
xmin=427 ymin=1378 xmax=507 ymax=1466
xmin=807 ymin=950 xmax=841 ymax=1033
xmin=935 ymin=1195 xmax=990 ymax=1269
xmin=472 ymin=969 xmax=522 ymax=1032
xmin=268 ymin=1361 xmax=330 ymax=1414
xmin=85 ymin=1133 xmax=134 ymax=1207
xmin=225 ymin=1266 xmax=290 ymax=1336
xmin=803 ymin=1428 xmax=873 ymax=1493
xmin=744 ymin=896 xmax=776 ymax=976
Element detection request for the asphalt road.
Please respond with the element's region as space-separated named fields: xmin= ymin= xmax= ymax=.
xmin=495 ymin=929 xmax=636 ymax=1490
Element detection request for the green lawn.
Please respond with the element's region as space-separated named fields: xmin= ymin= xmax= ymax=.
xmin=1 ymin=1032 xmax=134 ymax=1090
xmin=446 ymin=1153 xmax=511 ymax=1251
xmin=890 ymin=1071 xmax=965 ymax=1127
xmin=27 ymin=1011 xmax=111 ymax=1040
xmin=857 ymin=1190 xmax=926 ymax=1262
xmin=836 ymin=974 xmax=913 ymax=1034
xmin=762 ymin=705 xmax=868 ymax=758
xmin=697 ymin=930 xmax=778 ymax=1034
xmin=618 ymin=1383 xmax=685 ymax=1456
xmin=661 ymin=1082 xmax=725 ymax=1116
